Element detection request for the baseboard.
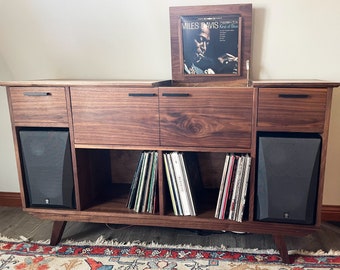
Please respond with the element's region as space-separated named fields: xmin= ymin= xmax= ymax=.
xmin=0 ymin=192 xmax=22 ymax=207
xmin=321 ymin=205 xmax=340 ymax=222
xmin=0 ymin=192 xmax=340 ymax=221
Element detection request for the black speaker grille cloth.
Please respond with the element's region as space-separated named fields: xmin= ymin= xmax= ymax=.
xmin=256 ymin=134 xmax=320 ymax=224
xmin=19 ymin=130 xmax=74 ymax=208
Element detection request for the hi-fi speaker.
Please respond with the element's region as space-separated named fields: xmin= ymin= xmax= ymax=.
xmin=255 ymin=132 xmax=321 ymax=225
xmin=18 ymin=128 xmax=75 ymax=209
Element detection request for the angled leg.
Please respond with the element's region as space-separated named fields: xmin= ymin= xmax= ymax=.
xmin=50 ymin=221 xmax=67 ymax=245
xmin=273 ymin=234 xmax=290 ymax=264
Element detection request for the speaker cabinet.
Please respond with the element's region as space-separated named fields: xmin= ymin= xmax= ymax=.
xmin=18 ymin=128 xmax=75 ymax=209
xmin=255 ymin=132 xmax=321 ymax=225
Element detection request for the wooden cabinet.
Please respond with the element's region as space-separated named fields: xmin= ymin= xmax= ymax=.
xmin=2 ymin=79 xmax=339 ymax=263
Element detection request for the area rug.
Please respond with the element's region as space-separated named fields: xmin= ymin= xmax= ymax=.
xmin=1 ymin=236 xmax=340 ymax=270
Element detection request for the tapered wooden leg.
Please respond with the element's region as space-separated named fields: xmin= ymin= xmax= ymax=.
xmin=273 ymin=234 xmax=290 ymax=264
xmin=50 ymin=221 xmax=67 ymax=245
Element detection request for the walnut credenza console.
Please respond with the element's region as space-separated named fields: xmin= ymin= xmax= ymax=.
xmin=2 ymin=79 xmax=339 ymax=263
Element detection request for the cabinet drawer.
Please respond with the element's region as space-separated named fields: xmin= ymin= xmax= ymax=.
xmin=257 ymin=88 xmax=327 ymax=132
xmin=71 ymin=87 xmax=159 ymax=146
xmin=159 ymin=87 xmax=253 ymax=148
xmin=9 ymin=87 xmax=68 ymax=125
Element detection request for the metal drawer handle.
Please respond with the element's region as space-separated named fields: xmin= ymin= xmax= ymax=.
xmin=162 ymin=93 xmax=190 ymax=97
xmin=24 ymin=92 xmax=52 ymax=96
xmin=278 ymin=94 xmax=310 ymax=99
xmin=128 ymin=93 xmax=157 ymax=97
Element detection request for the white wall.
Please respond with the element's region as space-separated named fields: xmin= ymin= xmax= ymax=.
xmin=0 ymin=53 xmax=18 ymax=192
xmin=0 ymin=0 xmax=339 ymax=204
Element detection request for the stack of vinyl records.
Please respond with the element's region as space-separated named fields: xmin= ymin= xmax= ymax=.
xmin=163 ymin=152 xmax=203 ymax=216
xmin=127 ymin=151 xmax=158 ymax=213
xmin=215 ymin=153 xmax=251 ymax=222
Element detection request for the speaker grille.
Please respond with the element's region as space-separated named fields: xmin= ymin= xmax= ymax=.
xmin=255 ymin=133 xmax=321 ymax=225
xmin=19 ymin=129 xmax=75 ymax=209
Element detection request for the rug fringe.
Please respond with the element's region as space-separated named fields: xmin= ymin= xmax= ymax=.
xmin=0 ymin=234 xmax=50 ymax=244
xmin=62 ymin=235 xmax=231 ymax=251
xmin=61 ymin=235 xmax=340 ymax=256
xmin=2 ymin=234 xmax=340 ymax=256
xmin=289 ymin=249 xmax=340 ymax=256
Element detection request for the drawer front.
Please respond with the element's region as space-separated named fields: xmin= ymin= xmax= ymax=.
xmin=9 ymin=87 xmax=68 ymax=125
xmin=71 ymin=87 xmax=159 ymax=146
xmin=257 ymin=88 xmax=327 ymax=132
xmin=159 ymin=87 xmax=253 ymax=148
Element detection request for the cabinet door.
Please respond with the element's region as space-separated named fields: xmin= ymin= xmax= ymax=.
xmin=159 ymin=87 xmax=253 ymax=148
xmin=71 ymin=87 xmax=159 ymax=146
xmin=257 ymin=88 xmax=327 ymax=132
xmin=9 ymin=87 xmax=68 ymax=126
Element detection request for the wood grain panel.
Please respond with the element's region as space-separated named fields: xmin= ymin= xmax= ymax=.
xmin=9 ymin=87 xmax=68 ymax=125
xmin=71 ymin=87 xmax=159 ymax=146
xmin=257 ymin=88 xmax=327 ymax=132
xmin=159 ymin=87 xmax=253 ymax=148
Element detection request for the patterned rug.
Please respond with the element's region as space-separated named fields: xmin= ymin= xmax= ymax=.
xmin=1 ymin=236 xmax=340 ymax=269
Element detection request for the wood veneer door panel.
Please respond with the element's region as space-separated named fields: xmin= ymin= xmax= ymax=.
xmin=9 ymin=87 xmax=68 ymax=125
xmin=257 ymin=88 xmax=327 ymax=132
xmin=70 ymin=87 xmax=159 ymax=146
xmin=159 ymin=87 xmax=253 ymax=148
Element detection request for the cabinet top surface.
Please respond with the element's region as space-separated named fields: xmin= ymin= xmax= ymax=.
xmin=0 ymin=79 xmax=339 ymax=88
xmin=0 ymin=79 xmax=172 ymax=88
xmin=252 ymin=80 xmax=340 ymax=88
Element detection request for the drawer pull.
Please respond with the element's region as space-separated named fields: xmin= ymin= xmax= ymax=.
xmin=128 ymin=93 xmax=156 ymax=97
xmin=278 ymin=94 xmax=310 ymax=99
xmin=162 ymin=93 xmax=190 ymax=97
xmin=24 ymin=92 xmax=52 ymax=96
